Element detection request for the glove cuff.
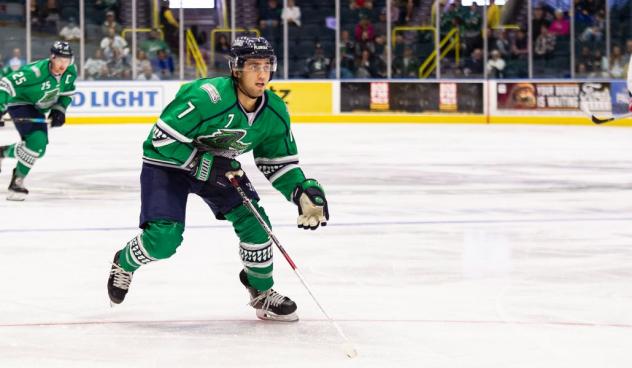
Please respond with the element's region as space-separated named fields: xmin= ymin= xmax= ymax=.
xmin=292 ymin=178 xmax=325 ymax=205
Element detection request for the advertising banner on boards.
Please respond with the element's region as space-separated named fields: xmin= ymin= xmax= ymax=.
xmin=340 ymin=81 xmax=483 ymax=113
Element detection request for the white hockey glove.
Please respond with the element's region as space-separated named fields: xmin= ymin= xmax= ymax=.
xmin=292 ymin=179 xmax=329 ymax=230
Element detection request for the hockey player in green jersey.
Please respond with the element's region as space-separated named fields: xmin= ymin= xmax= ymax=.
xmin=107 ymin=36 xmax=329 ymax=321
xmin=0 ymin=41 xmax=76 ymax=200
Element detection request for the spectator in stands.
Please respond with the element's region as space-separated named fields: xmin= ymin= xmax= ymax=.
xmin=487 ymin=0 xmax=501 ymax=29
xmin=281 ymin=0 xmax=301 ymax=27
xmin=548 ymin=9 xmax=569 ymax=36
xmin=141 ymin=29 xmax=169 ymax=59
xmin=137 ymin=64 xmax=160 ymax=81
xmin=214 ymin=34 xmax=231 ymax=70
xmin=59 ymin=17 xmax=81 ymax=42
xmin=6 ymin=48 xmax=25 ymax=72
xmin=350 ymin=0 xmax=374 ymax=20
xmin=609 ymin=45 xmax=626 ymax=78
xmin=354 ymin=14 xmax=375 ymax=45
xmin=152 ymin=49 xmax=175 ymax=79
xmin=100 ymin=26 xmax=129 ymax=60
xmin=392 ymin=46 xmax=418 ymax=78
xmin=101 ymin=10 xmax=121 ymax=36
xmin=374 ymin=8 xmax=388 ymax=38
xmin=624 ymin=39 xmax=632 ymax=61
xmin=259 ymin=0 xmax=282 ymax=32
xmin=591 ymin=48 xmax=608 ymax=77
xmin=340 ymin=30 xmax=357 ymax=77
xmin=534 ymin=25 xmax=555 ymax=59
xmin=389 ymin=1 xmax=401 ymax=25
xmin=463 ymin=48 xmax=484 ymax=76
xmin=371 ymin=34 xmax=387 ymax=57
xmin=441 ymin=1 xmax=466 ymax=35
xmin=493 ymin=29 xmax=511 ymax=58
xmin=160 ymin=0 xmax=180 ymax=53
xmin=135 ymin=50 xmax=152 ymax=72
xmin=355 ymin=49 xmax=375 ymax=78
xmin=487 ymin=49 xmax=506 ymax=78
xmin=31 ymin=0 xmax=59 ymax=33
xmin=304 ymin=43 xmax=331 ymax=78
xmin=96 ymin=0 xmax=120 ymax=16
xmin=84 ymin=49 xmax=109 ymax=80
xmin=372 ymin=48 xmax=388 ymax=78
xmin=578 ymin=45 xmax=594 ymax=70
xmin=579 ymin=9 xmax=604 ymax=43
xmin=574 ymin=0 xmax=594 ymax=28
xmin=576 ymin=62 xmax=588 ymax=76
xmin=511 ymin=29 xmax=529 ymax=58
xmin=402 ymin=0 xmax=415 ymax=24
xmin=532 ymin=5 xmax=551 ymax=41
xmin=108 ymin=47 xmax=131 ymax=79
xmin=350 ymin=0 xmax=373 ymax=10
xmin=393 ymin=33 xmax=405 ymax=57
xmin=463 ymin=3 xmax=483 ymax=51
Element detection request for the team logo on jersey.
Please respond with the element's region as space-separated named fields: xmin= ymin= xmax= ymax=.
xmin=151 ymin=125 xmax=176 ymax=147
xmin=35 ymin=88 xmax=60 ymax=109
xmin=201 ymin=84 xmax=221 ymax=103
xmin=195 ymin=129 xmax=250 ymax=152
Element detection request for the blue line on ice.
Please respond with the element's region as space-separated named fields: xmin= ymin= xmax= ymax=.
xmin=1 ymin=217 xmax=631 ymax=233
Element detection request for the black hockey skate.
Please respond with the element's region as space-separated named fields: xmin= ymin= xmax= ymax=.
xmin=108 ymin=250 xmax=134 ymax=306
xmin=240 ymin=270 xmax=298 ymax=322
xmin=7 ymin=168 xmax=28 ymax=201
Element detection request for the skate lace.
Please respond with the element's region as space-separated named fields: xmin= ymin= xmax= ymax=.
xmin=251 ymin=289 xmax=286 ymax=310
xmin=110 ymin=262 xmax=133 ymax=290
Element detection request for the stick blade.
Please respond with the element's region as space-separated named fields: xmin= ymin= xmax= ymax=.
xmin=591 ymin=115 xmax=614 ymax=124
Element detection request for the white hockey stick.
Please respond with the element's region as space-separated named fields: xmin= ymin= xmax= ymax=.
xmin=580 ymin=104 xmax=632 ymax=124
xmin=226 ymin=173 xmax=358 ymax=359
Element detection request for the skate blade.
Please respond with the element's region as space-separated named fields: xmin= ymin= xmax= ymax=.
xmin=7 ymin=191 xmax=26 ymax=201
xmin=109 ymin=300 xmax=121 ymax=308
xmin=256 ymin=309 xmax=299 ymax=322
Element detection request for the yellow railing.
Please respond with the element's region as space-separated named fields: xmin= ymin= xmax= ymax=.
xmin=121 ymin=28 xmax=164 ymax=40
xmin=391 ymin=26 xmax=436 ymax=46
xmin=186 ymin=29 xmax=207 ymax=78
xmin=491 ymin=24 xmax=521 ymax=31
xmin=210 ymin=28 xmax=261 ymax=68
xmin=418 ymin=28 xmax=460 ymax=78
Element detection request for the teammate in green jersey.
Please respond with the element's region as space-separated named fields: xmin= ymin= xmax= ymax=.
xmin=0 ymin=41 xmax=76 ymax=201
xmin=107 ymin=36 xmax=329 ymax=321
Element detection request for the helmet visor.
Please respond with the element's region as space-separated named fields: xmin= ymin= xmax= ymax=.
xmin=230 ymin=55 xmax=277 ymax=73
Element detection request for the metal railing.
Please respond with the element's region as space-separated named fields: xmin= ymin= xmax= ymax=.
xmin=186 ymin=29 xmax=207 ymax=78
xmin=419 ymin=28 xmax=460 ymax=79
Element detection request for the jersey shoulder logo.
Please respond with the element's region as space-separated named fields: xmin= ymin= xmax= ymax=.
xmin=195 ymin=129 xmax=250 ymax=153
xmin=201 ymin=83 xmax=221 ymax=104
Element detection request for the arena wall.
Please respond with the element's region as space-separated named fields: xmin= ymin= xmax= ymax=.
xmin=65 ymin=80 xmax=632 ymax=126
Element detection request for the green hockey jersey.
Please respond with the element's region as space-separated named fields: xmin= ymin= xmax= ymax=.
xmin=143 ymin=76 xmax=306 ymax=200
xmin=0 ymin=58 xmax=77 ymax=114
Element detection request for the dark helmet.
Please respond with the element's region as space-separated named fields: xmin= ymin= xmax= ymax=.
xmin=50 ymin=41 xmax=73 ymax=59
xmin=228 ymin=36 xmax=277 ymax=76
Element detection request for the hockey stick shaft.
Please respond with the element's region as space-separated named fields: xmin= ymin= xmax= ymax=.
xmin=1 ymin=117 xmax=49 ymax=124
xmin=227 ymin=174 xmax=354 ymax=347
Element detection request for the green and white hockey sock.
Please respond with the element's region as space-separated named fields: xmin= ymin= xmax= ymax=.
xmin=226 ymin=201 xmax=275 ymax=291
xmin=117 ymin=221 xmax=185 ymax=272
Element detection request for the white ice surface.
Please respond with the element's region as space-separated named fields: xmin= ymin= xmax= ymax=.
xmin=0 ymin=123 xmax=631 ymax=367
